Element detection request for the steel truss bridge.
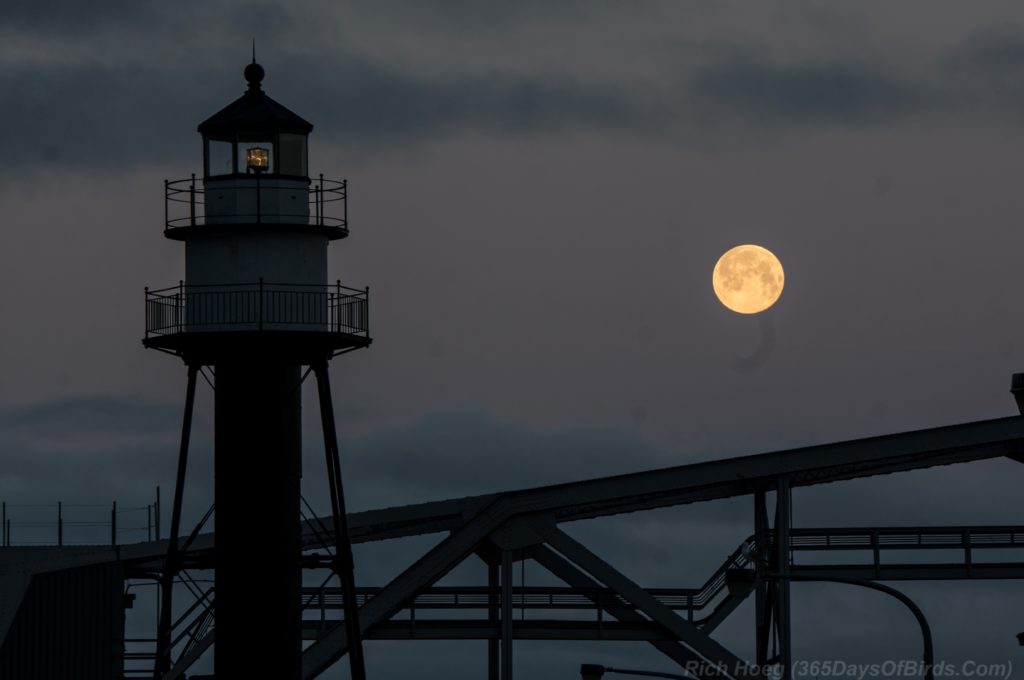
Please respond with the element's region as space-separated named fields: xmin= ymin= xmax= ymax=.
xmin=3 ymin=415 xmax=1024 ymax=679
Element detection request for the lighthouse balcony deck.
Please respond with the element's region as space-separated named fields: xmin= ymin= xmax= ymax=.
xmin=143 ymin=281 xmax=370 ymax=359
xmin=164 ymin=174 xmax=349 ymax=240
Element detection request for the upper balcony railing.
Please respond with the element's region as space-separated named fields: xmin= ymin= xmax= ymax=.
xmin=164 ymin=174 xmax=347 ymax=235
xmin=145 ymin=281 xmax=369 ymax=340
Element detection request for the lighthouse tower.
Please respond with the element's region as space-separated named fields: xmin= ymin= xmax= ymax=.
xmin=144 ymin=62 xmax=370 ymax=680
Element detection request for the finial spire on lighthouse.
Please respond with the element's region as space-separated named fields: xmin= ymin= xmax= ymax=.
xmin=244 ymin=61 xmax=264 ymax=92
xmin=245 ymin=41 xmax=264 ymax=92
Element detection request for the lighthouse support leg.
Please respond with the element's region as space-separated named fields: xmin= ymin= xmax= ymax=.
xmin=156 ymin=363 xmax=198 ymax=678
xmin=313 ymin=361 xmax=367 ymax=680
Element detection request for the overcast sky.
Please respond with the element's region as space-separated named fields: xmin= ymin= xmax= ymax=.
xmin=4 ymin=1 xmax=1024 ymax=678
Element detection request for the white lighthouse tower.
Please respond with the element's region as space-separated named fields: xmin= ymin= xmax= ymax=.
xmin=144 ymin=61 xmax=370 ymax=680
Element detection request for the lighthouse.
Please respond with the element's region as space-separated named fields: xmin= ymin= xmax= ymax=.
xmin=144 ymin=62 xmax=370 ymax=680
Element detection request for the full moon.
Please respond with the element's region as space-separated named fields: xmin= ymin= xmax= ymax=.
xmin=712 ymin=244 xmax=785 ymax=314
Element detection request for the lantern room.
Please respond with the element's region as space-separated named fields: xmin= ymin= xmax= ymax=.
xmin=198 ymin=62 xmax=312 ymax=179
xmin=161 ymin=62 xmax=347 ymax=240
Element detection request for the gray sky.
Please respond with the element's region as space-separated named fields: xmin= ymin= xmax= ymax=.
xmin=3 ymin=1 xmax=1024 ymax=677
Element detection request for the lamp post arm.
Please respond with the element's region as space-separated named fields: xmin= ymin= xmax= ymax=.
xmin=580 ymin=664 xmax=692 ymax=680
xmin=770 ymin=574 xmax=934 ymax=680
xmin=584 ymin=574 xmax=933 ymax=680
xmin=606 ymin=668 xmax=692 ymax=679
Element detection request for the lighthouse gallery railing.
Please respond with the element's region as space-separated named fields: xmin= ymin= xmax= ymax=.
xmin=164 ymin=175 xmax=347 ymax=232
xmin=144 ymin=281 xmax=369 ymax=338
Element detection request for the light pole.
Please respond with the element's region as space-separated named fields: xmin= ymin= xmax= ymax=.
xmin=774 ymin=574 xmax=934 ymax=680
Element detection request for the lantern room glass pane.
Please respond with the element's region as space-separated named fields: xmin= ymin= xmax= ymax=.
xmin=279 ymin=134 xmax=307 ymax=176
xmin=239 ymin=140 xmax=274 ymax=174
xmin=207 ymin=140 xmax=234 ymax=176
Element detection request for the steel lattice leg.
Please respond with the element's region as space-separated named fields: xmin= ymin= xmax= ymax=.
xmin=314 ymin=361 xmax=367 ymax=680
xmin=155 ymin=364 xmax=199 ymax=678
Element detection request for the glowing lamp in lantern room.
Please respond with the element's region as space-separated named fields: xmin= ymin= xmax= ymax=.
xmin=246 ymin=146 xmax=270 ymax=173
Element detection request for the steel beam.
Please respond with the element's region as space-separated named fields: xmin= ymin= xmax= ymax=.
xmin=531 ymin=545 xmax=717 ymax=669
xmin=163 ymin=630 xmax=213 ymax=680
xmin=542 ymin=526 xmax=759 ymax=680
xmin=789 ymin=564 xmax=1024 ymax=580
xmin=301 ymin=496 xmax=527 ymax=679
xmin=488 ymin=559 xmax=500 ymax=680
xmin=313 ymin=361 xmax=366 ymax=680
xmin=300 ymin=416 xmax=1024 ymax=546
xmin=302 ymin=619 xmax=726 ymax=641
xmin=753 ymin=490 xmax=770 ymax=667
xmin=501 ymin=550 xmax=513 ymax=680
xmin=88 ymin=415 xmax=1024 ymax=592
xmin=775 ymin=479 xmax=791 ymax=680
xmin=156 ymin=364 xmax=198 ymax=678
xmin=127 ymin=416 xmax=1024 ymax=566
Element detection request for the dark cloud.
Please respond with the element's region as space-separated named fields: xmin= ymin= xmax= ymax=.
xmin=338 ymin=410 xmax=667 ymax=509
xmin=946 ymin=24 xmax=1024 ymax=74
xmin=0 ymin=394 xmax=179 ymax=435
xmin=10 ymin=7 xmax=1024 ymax=182
xmin=342 ymin=0 xmax=643 ymax=34
xmin=0 ymin=61 xmax=219 ymax=172
xmin=0 ymin=52 xmax=654 ymax=175
xmin=0 ymin=397 xmax=674 ymax=530
xmin=681 ymin=25 xmax=1024 ymax=128
xmin=294 ymin=53 xmax=653 ymax=142
xmin=0 ymin=397 xmax=192 ymax=485
xmin=943 ymin=25 xmax=1024 ymax=114
xmin=0 ymin=0 xmax=290 ymax=38
xmin=0 ymin=395 xmax=199 ymax=544
xmin=687 ymin=53 xmax=931 ymax=124
xmin=1 ymin=0 xmax=158 ymax=32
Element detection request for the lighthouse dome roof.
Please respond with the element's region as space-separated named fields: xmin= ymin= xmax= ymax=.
xmin=198 ymin=63 xmax=313 ymax=137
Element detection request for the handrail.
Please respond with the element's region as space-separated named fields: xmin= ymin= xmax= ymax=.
xmin=147 ymin=280 xmax=368 ymax=295
xmin=776 ymin=525 xmax=1024 ymax=550
xmin=299 ymin=585 xmax=704 ymax=611
xmin=164 ymin=174 xmax=347 ymax=232
xmin=689 ymin=537 xmax=755 ymax=608
xmin=144 ymin=281 xmax=369 ymax=339
xmin=0 ymin=498 xmax=159 ymax=547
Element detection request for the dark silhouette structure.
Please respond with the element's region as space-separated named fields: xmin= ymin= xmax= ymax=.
xmin=143 ymin=62 xmax=370 ymax=680
xmin=2 ymin=392 xmax=1024 ymax=678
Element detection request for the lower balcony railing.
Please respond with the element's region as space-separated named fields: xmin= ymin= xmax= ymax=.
xmin=144 ymin=281 xmax=369 ymax=338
